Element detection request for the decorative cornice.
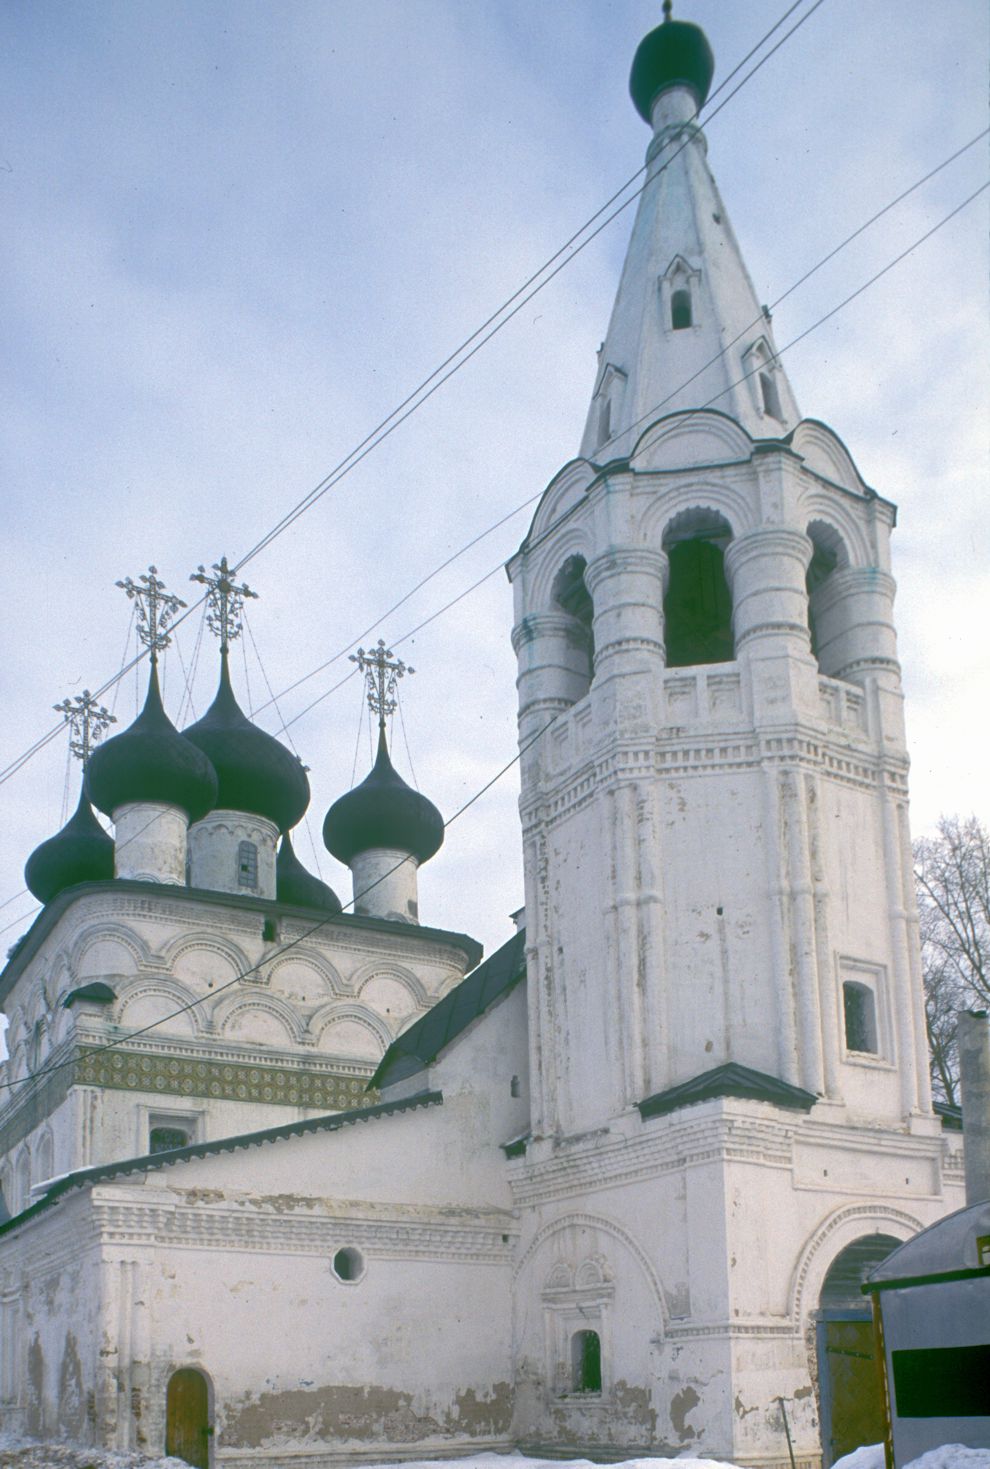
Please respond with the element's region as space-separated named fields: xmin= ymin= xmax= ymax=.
xmin=75 ymin=1046 xmax=377 ymax=1111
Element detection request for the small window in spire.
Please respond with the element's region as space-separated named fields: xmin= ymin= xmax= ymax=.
xmin=597 ymin=396 xmax=611 ymax=448
xmin=760 ymin=370 xmax=782 ymax=421
xmin=671 ymin=288 xmax=692 ymax=330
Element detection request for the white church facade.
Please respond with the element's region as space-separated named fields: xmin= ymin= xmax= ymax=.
xmin=0 ymin=12 xmax=965 ymax=1469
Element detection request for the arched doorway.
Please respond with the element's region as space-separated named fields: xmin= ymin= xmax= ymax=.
xmin=166 ymin=1366 xmax=211 ymax=1468
xmin=817 ymin=1235 xmax=899 ymax=1466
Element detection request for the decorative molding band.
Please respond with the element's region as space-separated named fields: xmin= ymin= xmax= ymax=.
xmin=75 ymin=1046 xmax=378 ymax=1112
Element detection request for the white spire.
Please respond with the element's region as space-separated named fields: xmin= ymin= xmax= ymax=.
xmin=580 ymin=82 xmax=800 ymax=462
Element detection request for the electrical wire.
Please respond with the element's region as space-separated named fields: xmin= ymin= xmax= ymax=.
xmin=0 ymin=713 xmax=558 ymax=1098
xmin=0 ymin=0 xmax=832 ymax=795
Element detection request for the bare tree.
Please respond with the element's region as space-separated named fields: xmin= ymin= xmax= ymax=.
xmin=914 ymin=815 xmax=990 ymax=1104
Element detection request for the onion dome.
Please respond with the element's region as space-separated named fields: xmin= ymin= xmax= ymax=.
xmin=276 ymin=831 xmax=342 ymax=913
xmin=183 ymin=654 xmax=310 ymax=833
xmin=24 ymin=790 xmax=115 ymax=903
xmin=629 ymin=6 xmax=715 ymax=121
xmin=323 ymin=729 xmax=444 ymax=866
xmin=85 ymin=665 xmax=218 ymax=822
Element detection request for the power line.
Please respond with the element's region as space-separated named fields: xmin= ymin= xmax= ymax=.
xmin=0 ymin=714 xmax=558 ymax=1099
xmin=0 ymin=0 xmax=828 ymax=796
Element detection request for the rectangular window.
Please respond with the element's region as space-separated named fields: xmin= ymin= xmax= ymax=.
xmin=892 ymin=1343 xmax=990 ymax=1417
xmin=237 ymin=840 xmax=258 ymax=888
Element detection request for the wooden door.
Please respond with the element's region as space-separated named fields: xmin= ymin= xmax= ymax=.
xmin=166 ymin=1367 xmax=210 ymax=1469
xmin=820 ymin=1316 xmax=885 ymax=1465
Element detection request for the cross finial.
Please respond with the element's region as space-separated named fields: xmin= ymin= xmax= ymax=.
xmin=190 ymin=555 xmax=258 ymax=654
xmin=349 ymin=639 xmax=413 ymax=732
xmin=53 ymin=690 xmax=116 ymax=766
xmin=662 ymin=0 xmax=673 ymax=19
xmin=116 ymin=565 xmax=186 ymax=663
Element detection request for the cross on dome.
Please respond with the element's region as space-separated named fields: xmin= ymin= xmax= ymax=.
xmin=350 ymin=640 xmax=413 ymax=732
xmin=52 ymin=690 xmax=116 ymax=766
xmin=190 ymin=555 xmax=258 ymax=654
xmin=115 ymin=565 xmax=186 ymax=663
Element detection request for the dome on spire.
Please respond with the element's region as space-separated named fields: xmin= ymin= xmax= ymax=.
xmin=629 ymin=9 xmax=715 ymax=121
xmin=276 ymin=831 xmax=342 ymax=913
xmin=24 ymin=790 xmax=115 ymax=903
xmin=183 ymin=655 xmax=310 ymax=833
xmin=323 ymin=730 xmax=444 ymax=867
xmin=85 ymin=665 xmax=218 ymax=823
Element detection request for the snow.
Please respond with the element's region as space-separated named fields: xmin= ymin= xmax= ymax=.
xmin=1 ymin=1446 xmax=985 ymax=1469
xmin=833 ymin=1447 xmax=990 ymax=1469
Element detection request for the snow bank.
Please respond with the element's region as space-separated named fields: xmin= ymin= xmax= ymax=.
xmin=833 ymin=1448 xmax=990 ymax=1469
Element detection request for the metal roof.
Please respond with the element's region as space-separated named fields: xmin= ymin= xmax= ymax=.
xmin=639 ymin=1061 xmax=817 ymax=1120
xmin=371 ymin=928 xmax=526 ymax=1090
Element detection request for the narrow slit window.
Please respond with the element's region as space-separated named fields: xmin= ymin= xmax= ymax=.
xmin=843 ymin=981 xmax=878 ymax=1055
xmin=597 ymin=396 xmax=611 ymax=447
xmin=570 ymin=1329 xmax=602 ymax=1393
xmin=237 ymin=840 xmax=258 ymax=889
xmin=671 ymin=287 xmax=692 ymax=330
xmin=760 ymin=370 xmax=782 ymax=420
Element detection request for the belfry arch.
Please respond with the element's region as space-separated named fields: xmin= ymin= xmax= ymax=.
xmin=661 ymin=508 xmax=734 ymax=667
xmin=551 ymin=554 xmax=595 ymax=699
xmin=805 ymin=519 xmax=850 ymax=674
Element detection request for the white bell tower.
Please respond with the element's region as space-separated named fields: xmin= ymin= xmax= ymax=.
xmin=507 ymin=11 xmax=955 ymax=1464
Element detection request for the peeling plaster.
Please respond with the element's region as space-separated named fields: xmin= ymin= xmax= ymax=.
xmin=224 ymin=1380 xmax=512 ymax=1449
xmin=669 ymin=1383 xmax=699 ymax=1441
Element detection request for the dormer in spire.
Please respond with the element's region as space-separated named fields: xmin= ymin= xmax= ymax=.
xmin=578 ymin=15 xmax=799 ymax=461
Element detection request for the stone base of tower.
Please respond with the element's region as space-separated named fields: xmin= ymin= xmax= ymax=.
xmin=509 ymin=1097 xmax=964 ymax=1467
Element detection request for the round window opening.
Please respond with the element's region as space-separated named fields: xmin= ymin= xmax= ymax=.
xmin=332 ymin=1246 xmax=365 ymax=1283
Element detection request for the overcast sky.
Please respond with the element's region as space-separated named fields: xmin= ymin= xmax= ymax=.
xmin=2 ymin=0 xmax=988 ymax=968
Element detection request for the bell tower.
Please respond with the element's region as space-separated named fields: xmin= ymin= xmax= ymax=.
xmin=507 ymin=11 xmax=950 ymax=1463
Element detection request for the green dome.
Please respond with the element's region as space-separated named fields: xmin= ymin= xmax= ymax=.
xmin=629 ymin=16 xmax=715 ymax=122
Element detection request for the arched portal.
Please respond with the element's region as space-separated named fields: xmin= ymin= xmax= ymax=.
xmin=166 ymin=1366 xmax=211 ymax=1468
xmin=817 ymin=1234 xmax=900 ymax=1466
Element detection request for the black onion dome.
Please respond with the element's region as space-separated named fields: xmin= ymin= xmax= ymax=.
xmin=183 ymin=655 xmax=310 ymax=833
xmin=85 ymin=664 xmax=218 ymax=822
xmin=629 ymin=14 xmax=715 ymax=121
xmin=323 ymin=729 xmax=444 ymax=866
xmin=24 ymin=790 xmax=115 ymax=903
xmin=276 ymin=831 xmax=342 ymax=913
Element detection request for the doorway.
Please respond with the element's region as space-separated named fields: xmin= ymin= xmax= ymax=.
xmin=817 ymin=1235 xmax=899 ymax=1465
xmin=165 ymin=1366 xmax=211 ymax=1469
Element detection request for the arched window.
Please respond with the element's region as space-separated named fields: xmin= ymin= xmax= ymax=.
xmin=570 ymin=1329 xmax=602 ymax=1393
xmin=671 ymin=287 xmax=692 ymax=330
xmin=843 ymin=981 xmax=878 ymax=1054
xmin=662 ymin=512 xmax=734 ymax=667
xmin=805 ymin=521 xmax=849 ymax=675
xmin=552 ymin=555 xmax=595 ymax=702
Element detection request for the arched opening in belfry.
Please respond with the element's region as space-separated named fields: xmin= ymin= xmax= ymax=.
xmin=552 ymin=555 xmax=595 ymax=701
xmin=806 ymin=521 xmax=848 ymax=675
xmin=662 ymin=511 xmax=734 ymax=667
xmin=816 ymin=1234 xmax=900 ymax=1466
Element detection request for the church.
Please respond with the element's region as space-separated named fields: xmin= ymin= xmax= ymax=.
xmin=0 ymin=11 xmax=965 ymax=1469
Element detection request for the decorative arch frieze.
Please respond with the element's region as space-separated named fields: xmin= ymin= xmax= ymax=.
xmin=115 ymin=976 xmax=203 ymax=1035
xmin=308 ymin=1002 xmax=392 ymax=1055
xmin=789 ymin=1202 xmax=922 ymax=1324
xmin=162 ymin=931 xmax=252 ymax=984
xmin=637 ymin=482 xmax=753 ymax=547
xmin=70 ymin=923 xmax=148 ymax=978
xmin=513 ymin=1209 xmax=667 ymax=1334
xmin=526 ymin=460 xmax=598 ymax=545
xmin=351 ymin=961 xmax=429 ymax=1009
xmin=266 ymin=950 xmax=344 ymax=1002
xmin=213 ymin=991 xmax=305 ymax=1046
xmin=790 ymin=420 xmax=870 ymax=497
xmin=631 ymin=409 xmax=754 ymax=473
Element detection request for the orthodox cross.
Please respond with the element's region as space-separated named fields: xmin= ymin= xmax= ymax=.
xmin=116 ymin=565 xmax=186 ymax=663
xmin=53 ymin=690 xmax=116 ymax=766
xmin=190 ymin=555 xmax=258 ymax=653
xmin=350 ymin=640 xmax=413 ymax=731
xmin=662 ymin=0 xmax=673 ymax=20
